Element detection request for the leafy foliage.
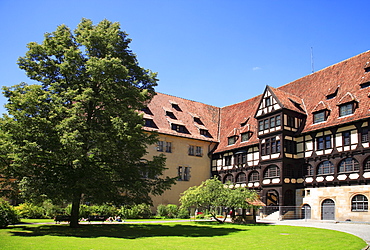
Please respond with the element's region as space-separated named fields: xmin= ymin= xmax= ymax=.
xmin=180 ymin=177 xmax=258 ymax=223
xmin=0 ymin=18 xmax=175 ymax=227
xmin=0 ymin=199 xmax=19 ymax=228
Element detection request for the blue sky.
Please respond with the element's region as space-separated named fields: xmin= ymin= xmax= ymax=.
xmin=1 ymin=0 xmax=369 ymax=114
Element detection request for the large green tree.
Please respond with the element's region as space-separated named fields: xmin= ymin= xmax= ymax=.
xmin=179 ymin=177 xmax=259 ymax=223
xmin=0 ymin=19 xmax=175 ymax=227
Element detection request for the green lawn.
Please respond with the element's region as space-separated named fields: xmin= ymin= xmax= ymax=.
xmin=0 ymin=221 xmax=366 ymax=250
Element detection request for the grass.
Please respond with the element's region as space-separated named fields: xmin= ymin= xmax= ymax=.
xmin=0 ymin=220 xmax=366 ymax=250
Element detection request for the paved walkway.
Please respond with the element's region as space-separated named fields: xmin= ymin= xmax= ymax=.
xmin=265 ymin=219 xmax=370 ymax=246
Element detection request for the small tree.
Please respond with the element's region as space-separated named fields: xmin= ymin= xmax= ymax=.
xmin=180 ymin=177 xmax=258 ymax=223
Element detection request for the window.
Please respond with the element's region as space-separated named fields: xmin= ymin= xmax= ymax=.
xmin=224 ymin=174 xmax=234 ymax=184
xmin=343 ymin=131 xmax=351 ymax=146
xmin=265 ymin=97 xmax=271 ymax=107
xmin=287 ymin=116 xmax=295 ymax=128
xmin=276 ymin=115 xmax=281 ymax=126
xmin=360 ymin=82 xmax=370 ymax=89
xmin=259 ymin=121 xmax=264 ymax=131
xmin=249 ymin=171 xmax=260 ymax=182
xmin=285 ymin=140 xmax=296 ymax=154
xmin=171 ymin=103 xmax=182 ymax=111
xmin=270 ymin=117 xmax=275 ymax=128
xmin=365 ymin=158 xmax=370 ymax=171
xmin=316 ymin=135 xmax=331 ymax=150
xmin=228 ymin=136 xmax=237 ymax=145
xmin=178 ymin=166 xmax=190 ymax=181
xmin=361 ymin=127 xmax=369 ymax=143
xmin=166 ymin=111 xmax=177 ymax=119
xmin=144 ymin=118 xmax=157 ymax=128
xmin=165 ymin=142 xmax=172 ymax=153
xmin=338 ymin=158 xmax=359 ymax=173
xmin=171 ymin=124 xmax=188 ymax=133
xmin=261 ymin=138 xmax=281 ymax=156
xmin=157 ymin=141 xmax=164 ymax=152
xmin=339 ymin=103 xmax=354 ymax=117
xmin=235 ymin=152 xmax=246 ymax=165
xmin=317 ymin=161 xmax=334 ymax=175
xmin=264 ymin=165 xmax=280 ymax=178
xmin=313 ymin=111 xmax=326 ymax=124
xmin=258 ymin=115 xmax=281 ymax=131
xmin=194 ymin=117 xmax=203 ymax=125
xmin=351 ymin=195 xmax=368 ymax=212
xmin=241 ymin=132 xmax=250 ymax=142
xmin=236 ymin=172 xmax=246 ymax=183
xmin=200 ymin=129 xmax=211 ymax=138
xmin=195 ymin=146 xmax=203 ymax=157
xmin=306 ymin=164 xmax=314 ymax=176
xmin=188 ymin=145 xmax=194 ymax=156
xmin=225 ymin=155 xmax=232 ymax=166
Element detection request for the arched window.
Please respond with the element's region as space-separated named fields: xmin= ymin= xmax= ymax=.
xmin=338 ymin=158 xmax=359 ymax=173
xmin=351 ymin=195 xmax=368 ymax=212
xmin=224 ymin=174 xmax=234 ymax=184
xmin=364 ymin=157 xmax=370 ymax=171
xmin=317 ymin=161 xmax=334 ymax=175
xmin=249 ymin=171 xmax=259 ymax=182
xmin=264 ymin=165 xmax=280 ymax=178
xmin=236 ymin=172 xmax=246 ymax=183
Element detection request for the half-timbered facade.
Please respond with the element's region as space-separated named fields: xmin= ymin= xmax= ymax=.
xmin=145 ymin=50 xmax=370 ymax=221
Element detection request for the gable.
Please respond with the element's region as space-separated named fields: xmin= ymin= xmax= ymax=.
xmin=255 ymin=86 xmax=282 ymax=118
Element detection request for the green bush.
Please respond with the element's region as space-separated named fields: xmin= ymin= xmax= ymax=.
xmin=166 ymin=204 xmax=178 ymax=218
xmin=177 ymin=207 xmax=190 ymax=219
xmin=0 ymin=199 xmax=19 ymax=228
xmin=15 ymin=203 xmax=45 ymax=219
xmin=156 ymin=204 xmax=167 ymax=217
xmin=118 ymin=204 xmax=152 ymax=219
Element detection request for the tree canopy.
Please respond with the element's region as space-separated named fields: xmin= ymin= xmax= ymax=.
xmin=179 ymin=177 xmax=259 ymax=223
xmin=0 ymin=18 xmax=175 ymax=227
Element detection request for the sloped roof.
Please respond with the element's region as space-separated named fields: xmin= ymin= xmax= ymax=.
xmin=146 ymin=51 xmax=370 ymax=154
xmin=215 ymin=50 xmax=370 ymax=153
xmin=142 ymin=93 xmax=220 ymax=142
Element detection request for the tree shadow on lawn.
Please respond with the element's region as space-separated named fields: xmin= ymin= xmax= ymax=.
xmin=7 ymin=222 xmax=260 ymax=239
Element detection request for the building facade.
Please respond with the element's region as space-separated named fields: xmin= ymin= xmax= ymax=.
xmin=145 ymin=51 xmax=370 ymax=221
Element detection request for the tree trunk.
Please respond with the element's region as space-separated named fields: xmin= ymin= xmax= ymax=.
xmin=70 ymin=193 xmax=81 ymax=228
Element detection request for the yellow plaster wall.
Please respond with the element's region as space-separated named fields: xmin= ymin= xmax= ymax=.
xmin=145 ymin=134 xmax=215 ymax=211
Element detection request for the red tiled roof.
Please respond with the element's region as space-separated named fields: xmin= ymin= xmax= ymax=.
xmin=215 ymin=50 xmax=370 ymax=153
xmin=143 ymin=93 xmax=220 ymax=142
xmin=147 ymin=51 xmax=370 ymax=154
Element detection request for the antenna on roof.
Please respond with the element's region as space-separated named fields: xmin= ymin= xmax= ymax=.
xmin=311 ymin=47 xmax=315 ymax=73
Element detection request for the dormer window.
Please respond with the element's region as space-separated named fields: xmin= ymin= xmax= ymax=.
xmin=228 ymin=135 xmax=238 ymax=145
xmin=200 ymin=129 xmax=212 ymax=138
xmin=166 ymin=111 xmax=177 ymax=119
xmin=313 ymin=110 xmax=327 ymax=124
xmin=360 ymin=82 xmax=370 ymax=89
xmin=326 ymin=86 xmax=339 ymax=100
xmin=194 ymin=117 xmax=204 ymax=125
xmin=339 ymin=103 xmax=355 ymax=117
xmin=171 ymin=103 xmax=182 ymax=111
xmin=141 ymin=107 xmax=153 ymax=115
xmin=241 ymin=132 xmax=251 ymax=142
xmin=171 ymin=124 xmax=188 ymax=133
xmin=144 ymin=118 xmax=157 ymax=128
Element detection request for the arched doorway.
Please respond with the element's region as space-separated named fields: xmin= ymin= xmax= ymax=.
xmin=301 ymin=204 xmax=311 ymax=219
xmin=321 ymin=199 xmax=335 ymax=220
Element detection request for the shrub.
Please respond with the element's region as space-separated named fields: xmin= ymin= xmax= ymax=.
xmin=118 ymin=204 xmax=152 ymax=219
xmin=177 ymin=207 xmax=190 ymax=219
xmin=15 ymin=203 xmax=45 ymax=219
xmin=166 ymin=204 xmax=178 ymax=218
xmin=156 ymin=204 xmax=167 ymax=217
xmin=0 ymin=199 xmax=19 ymax=228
